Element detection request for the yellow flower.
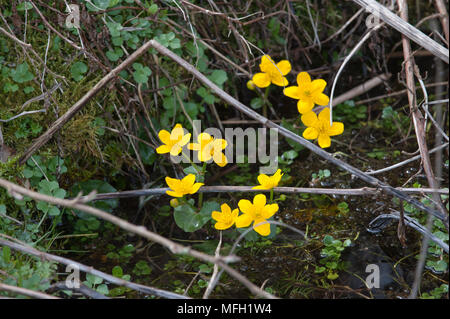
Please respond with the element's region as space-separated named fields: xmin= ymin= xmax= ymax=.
xmin=301 ymin=108 xmax=344 ymax=149
xmin=252 ymin=55 xmax=291 ymax=88
xmin=283 ymin=72 xmax=330 ymax=114
xmin=211 ymin=203 xmax=239 ymax=230
xmin=252 ymin=169 xmax=283 ymax=190
xmin=156 ymin=123 xmax=191 ymax=156
xmin=188 ymin=133 xmax=228 ymax=167
xmin=236 ymin=194 xmax=278 ymax=236
xmin=165 ymin=174 xmax=204 ymax=198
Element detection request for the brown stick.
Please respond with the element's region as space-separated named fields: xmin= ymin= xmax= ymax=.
xmin=397 ymin=0 xmax=447 ymax=221
xmin=0 ymin=282 xmax=59 ymax=299
xmin=83 ymin=186 xmax=449 ymax=202
xmin=352 ymin=0 xmax=449 ymax=63
xmin=0 ymin=178 xmax=276 ymax=299
xmin=434 ymin=0 xmax=449 ymax=44
xmin=0 ymin=238 xmax=187 ymax=299
xmin=19 ymin=40 xmax=155 ymax=165
xmin=146 ymin=40 xmax=447 ymax=223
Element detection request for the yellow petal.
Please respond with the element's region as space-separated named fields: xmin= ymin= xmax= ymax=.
xmin=158 ymin=130 xmax=171 ymax=144
xmin=220 ymin=203 xmax=231 ymax=215
xmin=253 ymin=219 xmax=271 ymax=236
xmin=215 ymin=221 xmax=232 ymax=230
xmin=156 ymin=145 xmax=171 ymax=154
xmin=263 ymin=203 xmax=279 ymax=219
xmin=179 ymin=133 xmax=191 ymax=146
xmin=169 ymin=145 xmax=182 ymax=156
xmin=276 ymin=60 xmax=292 ymax=76
xmin=165 ymin=177 xmax=180 ymax=190
xmin=188 ymin=142 xmax=199 ymax=151
xmin=257 ymin=174 xmax=270 ymax=186
xmin=252 ymin=185 xmax=270 ymax=190
xmin=211 ymin=210 xmax=222 ymax=222
xmin=318 ymin=107 xmax=331 ymax=123
xmin=311 ymin=79 xmax=327 ymax=93
xmin=198 ymin=132 xmax=212 ymax=143
xmin=283 ymin=86 xmax=301 ymax=100
xmin=213 ymin=151 xmax=227 ymax=167
xmin=303 ymin=127 xmax=319 ymax=140
xmin=231 ymin=209 xmax=239 ymax=220
xmin=297 ymin=99 xmax=314 ymax=114
xmin=318 ymin=133 xmax=331 ymax=148
xmin=301 ymin=111 xmax=318 ymax=127
xmin=253 ymin=194 xmax=266 ymax=208
xmin=297 ymin=72 xmax=311 ymax=86
xmin=314 ymin=93 xmax=330 ymax=106
xmin=190 ymin=182 xmax=204 ymax=194
xmin=238 ymin=199 xmax=253 ymax=215
xmin=182 ymin=174 xmax=196 ymax=187
xmin=213 ymin=138 xmax=228 ymax=150
xmin=271 ymin=75 xmax=289 ymax=87
xmin=166 ymin=190 xmax=183 ymax=197
xmin=170 ymin=125 xmax=185 ymax=140
xmin=235 ymin=214 xmax=253 ymax=228
xmin=273 ymin=169 xmax=283 ymax=184
xmin=252 ymin=72 xmax=271 ymax=88
xmin=260 ymin=55 xmax=275 ymax=73
xmin=328 ymin=122 xmax=344 ymax=136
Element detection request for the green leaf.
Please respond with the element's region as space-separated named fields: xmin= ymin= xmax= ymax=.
xmin=148 ymin=3 xmax=158 ymax=14
xmin=250 ymin=97 xmax=263 ymax=109
xmin=132 ymin=63 xmax=152 ymax=84
xmin=174 ymin=202 xmax=218 ymax=232
xmin=11 ymin=62 xmax=34 ymax=83
xmin=208 ymin=70 xmax=227 ymax=88
xmin=323 ymin=235 xmax=334 ymax=246
xmin=112 ymin=266 xmax=123 ymax=278
xmin=106 ymin=48 xmax=124 ymax=62
xmin=70 ymin=61 xmax=88 ymax=81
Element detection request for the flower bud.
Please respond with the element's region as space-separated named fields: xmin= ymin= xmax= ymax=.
xmin=246 ymin=80 xmax=256 ymax=91
xmin=170 ymin=198 xmax=180 ymax=208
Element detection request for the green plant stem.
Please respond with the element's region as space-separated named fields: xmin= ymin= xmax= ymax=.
xmin=263 ymin=86 xmax=270 ymax=118
xmin=198 ymin=161 xmax=207 ymax=209
xmin=270 ymin=189 xmax=274 ymax=202
xmin=181 ymin=151 xmax=201 ymax=173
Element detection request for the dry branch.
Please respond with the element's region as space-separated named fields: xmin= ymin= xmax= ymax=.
xmin=0 ymin=178 xmax=275 ymax=299
xmin=352 ymin=0 xmax=449 ymax=63
xmin=83 ymin=186 xmax=449 ymax=202
xmin=145 ymin=40 xmax=447 ymax=225
xmin=0 ymin=238 xmax=187 ymax=299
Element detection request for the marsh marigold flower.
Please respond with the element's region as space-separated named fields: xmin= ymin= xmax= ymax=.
xmin=253 ymin=169 xmax=283 ymax=190
xmin=165 ymin=174 xmax=204 ymax=198
xmin=301 ymin=107 xmax=344 ymax=149
xmin=252 ymin=55 xmax=291 ymax=88
xmin=236 ymin=194 xmax=278 ymax=236
xmin=283 ymin=72 xmax=330 ymax=114
xmin=156 ymin=123 xmax=191 ymax=156
xmin=211 ymin=203 xmax=239 ymax=230
xmin=188 ymin=132 xmax=228 ymax=167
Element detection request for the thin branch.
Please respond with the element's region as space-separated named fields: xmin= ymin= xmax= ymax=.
xmin=352 ymin=0 xmax=449 ymax=63
xmin=0 ymin=178 xmax=275 ymax=299
xmin=82 ymin=186 xmax=449 ymax=202
xmin=0 ymin=282 xmax=59 ymax=299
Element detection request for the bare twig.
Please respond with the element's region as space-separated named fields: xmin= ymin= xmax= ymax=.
xmin=145 ymin=39 xmax=447 ymax=224
xmin=0 ymin=178 xmax=275 ymax=299
xmin=352 ymin=0 xmax=449 ymax=63
xmin=0 ymin=282 xmax=59 ymax=299
xmin=82 ymin=186 xmax=449 ymax=202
